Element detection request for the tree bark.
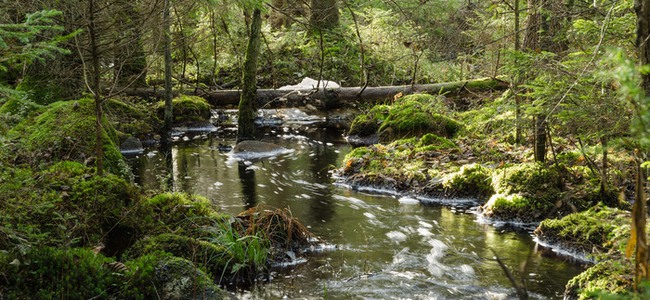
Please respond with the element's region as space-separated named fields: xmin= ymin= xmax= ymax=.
xmin=123 ymin=77 xmax=509 ymax=108
xmin=534 ymin=115 xmax=546 ymax=163
xmin=310 ymin=0 xmax=339 ymax=30
xmin=237 ymin=8 xmax=262 ymax=143
xmin=89 ymin=0 xmax=104 ymax=176
xmin=163 ymin=0 xmax=173 ymax=137
xmin=637 ymin=0 xmax=650 ymax=92
xmin=633 ymin=0 xmax=650 ymax=287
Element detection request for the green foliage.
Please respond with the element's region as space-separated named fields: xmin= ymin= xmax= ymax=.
xmin=605 ymin=48 xmax=650 ymax=148
xmin=0 ymin=10 xmax=75 ymax=72
xmin=0 ymin=247 xmax=118 ymax=299
xmin=492 ymin=163 xmax=561 ymax=197
xmin=348 ymin=104 xmax=390 ymax=136
xmin=157 ymin=95 xmax=212 ymax=125
xmin=206 ymin=217 xmax=269 ymax=279
xmin=143 ymin=192 xmax=219 ymax=233
xmin=104 ymin=97 xmax=158 ymax=140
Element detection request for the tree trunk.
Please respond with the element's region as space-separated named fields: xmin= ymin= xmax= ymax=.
xmin=237 ymin=9 xmax=263 ymax=143
xmin=310 ymin=0 xmax=339 ymax=30
xmin=633 ymin=0 xmax=650 ymax=287
xmin=600 ymin=136 xmax=608 ymax=196
xmin=163 ymin=0 xmax=173 ymax=136
xmin=89 ymin=0 xmax=104 ymax=176
xmin=637 ymin=0 xmax=650 ymax=92
xmin=534 ymin=115 xmax=546 ymax=163
xmin=514 ymin=0 xmax=522 ymax=144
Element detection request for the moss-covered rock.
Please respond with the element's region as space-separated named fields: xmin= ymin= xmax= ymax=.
xmin=482 ymin=163 xmax=565 ymax=223
xmin=442 ymin=163 xmax=494 ymax=200
xmin=126 ymin=234 xmax=232 ymax=282
xmin=123 ymin=252 xmax=228 ymax=300
xmin=141 ymin=192 xmax=220 ymax=234
xmin=8 ymin=99 xmax=128 ymax=177
xmin=348 ymin=104 xmax=390 ymax=137
xmin=534 ymin=205 xmax=630 ymax=259
xmin=157 ymin=95 xmax=212 ymax=125
xmin=378 ymin=95 xmax=461 ymax=142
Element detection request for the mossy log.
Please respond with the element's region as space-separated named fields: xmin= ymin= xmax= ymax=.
xmin=122 ymin=77 xmax=508 ymax=109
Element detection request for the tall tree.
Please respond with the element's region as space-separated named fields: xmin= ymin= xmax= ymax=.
xmin=632 ymin=0 xmax=650 ymax=287
xmin=87 ymin=0 xmax=105 ymax=175
xmin=309 ymin=0 xmax=339 ymax=29
xmin=163 ymin=0 xmax=174 ymax=136
xmin=237 ymin=8 xmax=263 ymax=143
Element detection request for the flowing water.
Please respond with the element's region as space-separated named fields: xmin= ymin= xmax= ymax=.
xmin=128 ymin=109 xmax=585 ymax=299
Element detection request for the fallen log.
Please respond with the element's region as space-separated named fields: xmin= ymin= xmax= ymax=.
xmin=122 ymin=77 xmax=508 ymax=109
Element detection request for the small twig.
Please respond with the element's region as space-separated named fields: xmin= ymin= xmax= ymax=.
xmin=490 ymin=248 xmax=528 ymax=300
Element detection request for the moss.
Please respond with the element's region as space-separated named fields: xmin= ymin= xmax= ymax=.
xmin=0 ymin=247 xmax=119 ymax=299
xmin=0 ymin=96 xmax=43 ymax=117
xmin=8 ymin=99 xmax=127 ymax=177
xmin=123 ymin=252 xmax=227 ymax=300
xmin=127 ymin=234 xmax=232 ymax=282
xmin=415 ymin=133 xmax=457 ymax=152
xmin=348 ymin=104 xmax=391 ymax=137
xmin=442 ymin=163 xmax=494 ymax=200
xmin=482 ymin=193 xmax=555 ymax=223
xmin=492 ymin=163 xmax=561 ymax=195
xmin=534 ymin=205 xmax=629 ymax=258
xmin=377 ymin=96 xmax=462 ymax=142
xmin=104 ymin=98 xmax=158 ymax=140
xmin=157 ymin=95 xmax=212 ymax=125
xmin=142 ymin=192 xmax=220 ymax=234
xmin=564 ymin=259 xmax=633 ymax=300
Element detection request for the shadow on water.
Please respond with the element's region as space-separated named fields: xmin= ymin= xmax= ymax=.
xmin=127 ymin=115 xmax=586 ymax=300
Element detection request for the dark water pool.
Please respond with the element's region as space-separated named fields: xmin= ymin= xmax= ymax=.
xmin=128 ymin=112 xmax=585 ymax=299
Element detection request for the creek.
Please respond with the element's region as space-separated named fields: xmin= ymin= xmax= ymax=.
xmin=127 ymin=109 xmax=585 ymax=299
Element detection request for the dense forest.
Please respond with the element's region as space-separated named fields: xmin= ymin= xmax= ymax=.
xmin=2 ymin=0 xmax=650 ymax=298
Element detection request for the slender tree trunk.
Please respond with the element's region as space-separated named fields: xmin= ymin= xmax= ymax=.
xmin=89 ymin=0 xmax=104 ymax=176
xmin=534 ymin=115 xmax=546 ymax=162
xmin=633 ymin=0 xmax=650 ymax=287
xmin=600 ymin=136 xmax=608 ymax=196
xmin=163 ymin=0 xmax=173 ymax=136
xmin=513 ymin=0 xmax=522 ymax=144
xmin=237 ymin=8 xmax=262 ymax=143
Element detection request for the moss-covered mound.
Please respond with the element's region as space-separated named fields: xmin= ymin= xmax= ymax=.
xmin=534 ymin=205 xmax=629 ymax=259
xmin=0 ymin=162 xmax=140 ymax=250
xmin=378 ymin=94 xmax=461 ymax=142
xmin=104 ymin=97 xmax=159 ymax=141
xmin=140 ymin=192 xmax=220 ymax=235
xmin=481 ymin=163 xmax=564 ymax=223
xmin=348 ymin=104 xmax=390 ymax=137
xmin=157 ymin=95 xmax=212 ymax=125
xmin=564 ymin=259 xmax=634 ymax=300
xmin=8 ymin=99 xmax=127 ymax=176
xmin=341 ymin=135 xmax=458 ymax=190
xmin=442 ymin=163 xmax=494 ymax=200
xmin=0 ymin=247 xmax=228 ymax=299
xmin=347 ymin=94 xmax=461 ymax=144
xmin=123 ymin=253 xmax=228 ymax=299
xmin=0 ymin=96 xmax=43 ymax=117
xmin=127 ymin=234 xmax=233 ymax=282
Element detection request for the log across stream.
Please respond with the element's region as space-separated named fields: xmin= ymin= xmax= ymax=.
xmin=123 ymin=77 xmax=508 ymax=109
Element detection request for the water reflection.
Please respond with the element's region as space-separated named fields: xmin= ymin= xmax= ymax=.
xmin=238 ymin=162 xmax=257 ymax=209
